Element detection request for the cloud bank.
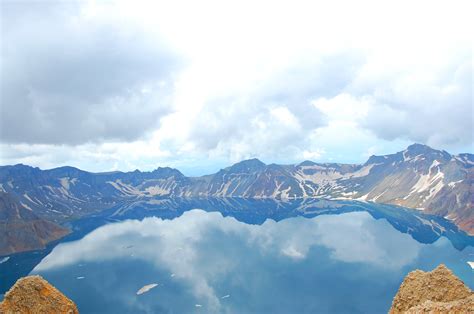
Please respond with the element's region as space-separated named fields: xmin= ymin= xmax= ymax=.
xmin=1 ymin=1 xmax=181 ymax=145
xmin=1 ymin=0 xmax=472 ymax=172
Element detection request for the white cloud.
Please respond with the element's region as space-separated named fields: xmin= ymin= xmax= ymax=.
xmin=0 ymin=1 xmax=181 ymax=145
xmin=1 ymin=0 xmax=472 ymax=170
xmin=302 ymin=149 xmax=325 ymax=161
xmin=359 ymin=59 xmax=473 ymax=148
xmin=34 ymin=210 xmax=420 ymax=274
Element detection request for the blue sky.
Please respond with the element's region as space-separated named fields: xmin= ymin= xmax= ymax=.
xmin=0 ymin=0 xmax=472 ymax=176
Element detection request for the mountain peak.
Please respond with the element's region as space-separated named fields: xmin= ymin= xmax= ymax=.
xmin=404 ymin=143 xmax=451 ymax=160
xmin=298 ymin=160 xmax=317 ymax=167
xmin=364 ymin=143 xmax=451 ymax=165
xmin=229 ymin=158 xmax=266 ymax=173
xmin=152 ymin=167 xmax=184 ymax=178
xmin=3 ymin=164 xmax=34 ymax=170
xmin=365 ymin=154 xmax=389 ymax=165
xmin=406 ymin=143 xmax=434 ymax=153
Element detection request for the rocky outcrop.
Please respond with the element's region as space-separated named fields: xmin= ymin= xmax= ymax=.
xmin=405 ymin=295 xmax=474 ymax=313
xmin=0 ymin=192 xmax=69 ymax=255
xmin=390 ymin=264 xmax=473 ymax=313
xmin=0 ymin=275 xmax=78 ymax=313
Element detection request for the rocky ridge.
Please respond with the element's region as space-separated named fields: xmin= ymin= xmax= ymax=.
xmin=0 ymin=192 xmax=69 ymax=255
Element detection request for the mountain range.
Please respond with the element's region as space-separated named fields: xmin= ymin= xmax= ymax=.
xmin=0 ymin=143 xmax=472 ymax=254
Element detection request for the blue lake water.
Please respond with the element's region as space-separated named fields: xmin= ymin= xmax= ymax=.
xmin=1 ymin=198 xmax=473 ymax=313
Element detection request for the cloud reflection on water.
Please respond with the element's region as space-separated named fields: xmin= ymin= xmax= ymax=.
xmin=34 ymin=210 xmax=422 ymax=311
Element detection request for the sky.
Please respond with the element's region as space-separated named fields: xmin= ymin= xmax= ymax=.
xmin=0 ymin=0 xmax=472 ymax=176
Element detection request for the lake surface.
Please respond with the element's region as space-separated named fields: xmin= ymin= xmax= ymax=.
xmin=1 ymin=198 xmax=473 ymax=313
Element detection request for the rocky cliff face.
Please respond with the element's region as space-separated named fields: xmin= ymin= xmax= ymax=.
xmin=390 ymin=264 xmax=473 ymax=313
xmin=0 ymin=275 xmax=78 ymax=313
xmin=0 ymin=144 xmax=472 ymax=234
xmin=0 ymin=192 xmax=69 ymax=255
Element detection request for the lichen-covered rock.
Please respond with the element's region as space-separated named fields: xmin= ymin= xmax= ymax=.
xmin=390 ymin=264 xmax=473 ymax=313
xmin=0 ymin=275 xmax=78 ymax=314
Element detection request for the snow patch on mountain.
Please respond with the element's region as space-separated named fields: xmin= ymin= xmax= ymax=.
xmin=409 ymin=160 xmax=445 ymax=199
xmin=448 ymin=180 xmax=463 ymax=188
xmin=20 ymin=201 xmax=33 ymax=211
xmin=145 ymin=185 xmax=171 ymax=196
xmin=23 ymin=193 xmax=39 ymax=205
xmin=343 ymin=164 xmax=377 ymax=179
xmin=59 ymin=178 xmax=70 ymax=190
xmin=107 ymin=180 xmax=143 ymax=196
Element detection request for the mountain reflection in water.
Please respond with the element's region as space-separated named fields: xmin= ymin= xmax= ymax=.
xmin=79 ymin=197 xmax=473 ymax=249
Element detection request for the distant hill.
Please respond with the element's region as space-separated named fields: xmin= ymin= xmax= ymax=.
xmin=0 ymin=144 xmax=472 ymax=237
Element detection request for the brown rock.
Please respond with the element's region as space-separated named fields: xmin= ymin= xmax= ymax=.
xmin=405 ymin=294 xmax=474 ymax=313
xmin=390 ymin=264 xmax=473 ymax=313
xmin=0 ymin=192 xmax=70 ymax=255
xmin=0 ymin=275 xmax=78 ymax=314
